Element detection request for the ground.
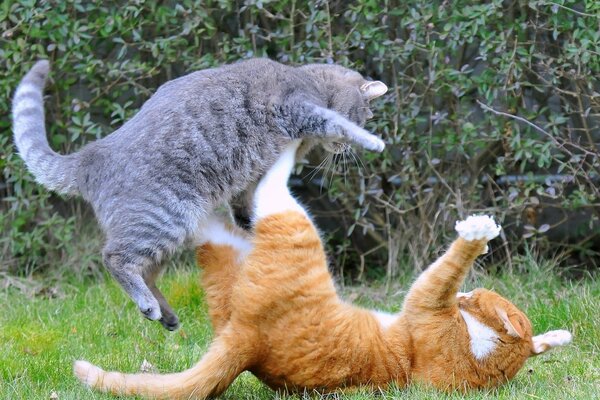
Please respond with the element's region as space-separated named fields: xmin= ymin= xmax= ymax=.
xmin=0 ymin=256 xmax=598 ymax=400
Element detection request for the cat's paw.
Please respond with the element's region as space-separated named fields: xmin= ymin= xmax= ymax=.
xmin=194 ymin=215 xmax=251 ymax=253
xmin=532 ymin=329 xmax=573 ymax=354
xmin=455 ymin=215 xmax=501 ymax=242
xmin=344 ymin=125 xmax=385 ymax=152
xmin=139 ymin=297 xmax=162 ymax=321
xmin=361 ymin=133 xmax=385 ymax=152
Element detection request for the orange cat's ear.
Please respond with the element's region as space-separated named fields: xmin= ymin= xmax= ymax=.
xmin=531 ymin=330 xmax=572 ymax=356
xmin=495 ymin=307 xmax=525 ymax=338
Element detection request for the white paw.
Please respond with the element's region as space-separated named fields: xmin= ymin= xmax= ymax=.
xmin=455 ymin=215 xmax=501 ymax=241
xmin=345 ymin=125 xmax=385 ymax=152
xmin=194 ymin=216 xmax=251 ymax=253
xmin=538 ymin=330 xmax=573 ymax=346
xmin=194 ymin=215 xmax=228 ymax=246
xmin=366 ymin=135 xmax=385 ymax=153
xmin=532 ymin=329 xmax=573 ymax=354
xmin=74 ymin=360 xmax=103 ymax=387
xmin=353 ymin=129 xmax=385 ymax=152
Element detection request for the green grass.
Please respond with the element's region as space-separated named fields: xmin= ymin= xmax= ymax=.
xmin=0 ymin=256 xmax=598 ymax=400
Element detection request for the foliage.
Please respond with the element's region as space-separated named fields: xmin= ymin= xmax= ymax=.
xmin=1 ymin=0 xmax=599 ymax=276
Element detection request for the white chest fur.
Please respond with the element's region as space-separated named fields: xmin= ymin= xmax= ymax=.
xmin=459 ymin=310 xmax=498 ymax=360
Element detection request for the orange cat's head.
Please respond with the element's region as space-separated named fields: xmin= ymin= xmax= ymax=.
xmin=456 ymin=288 xmax=572 ymax=387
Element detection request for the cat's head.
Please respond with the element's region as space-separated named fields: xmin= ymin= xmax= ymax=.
xmin=456 ymin=288 xmax=572 ymax=385
xmin=299 ymin=64 xmax=387 ymax=154
xmin=300 ymin=64 xmax=387 ymax=127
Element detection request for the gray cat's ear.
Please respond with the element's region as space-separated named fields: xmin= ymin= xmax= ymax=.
xmin=531 ymin=330 xmax=572 ymax=356
xmin=360 ymin=81 xmax=388 ymax=100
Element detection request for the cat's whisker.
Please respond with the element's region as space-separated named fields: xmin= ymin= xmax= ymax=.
xmin=342 ymin=150 xmax=349 ymax=187
xmin=325 ymin=153 xmax=336 ymax=192
xmin=329 ymin=153 xmax=341 ymax=190
xmin=304 ymin=155 xmax=330 ymax=183
xmin=350 ymin=148 xmax=367 ymax=172
xmin=326 ymin=153 xmax=337 ymax=191
xmin=348 ymin=149 xmax=363 ymax=175
xmin=319 ymin=153 xmax=334 ymax=193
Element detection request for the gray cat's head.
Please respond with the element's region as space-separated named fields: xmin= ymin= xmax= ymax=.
xmin=299 ymin=64 xmax=387 ymax=153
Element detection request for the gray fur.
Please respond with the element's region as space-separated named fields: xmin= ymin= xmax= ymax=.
xmin=12 ymin=58 xmax=387 ymax=330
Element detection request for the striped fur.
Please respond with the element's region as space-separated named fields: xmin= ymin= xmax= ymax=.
xmin=11 ymin=59 xmax=387 ymax=330
xmin=74 ymin=143 xmax=571 ymax=398
xmin=12 ymin=60 xmax=79 ymax=195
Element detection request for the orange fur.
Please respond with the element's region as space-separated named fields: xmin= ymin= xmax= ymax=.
xmin=74 ymin=211 xmax=570 ymax=398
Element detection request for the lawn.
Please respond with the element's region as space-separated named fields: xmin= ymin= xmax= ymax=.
xmin=0 ymin=255 xmax=598 ymax=400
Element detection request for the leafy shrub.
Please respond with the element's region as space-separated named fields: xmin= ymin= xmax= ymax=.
xmin=1 ymin=0 xmax=598 ymax=277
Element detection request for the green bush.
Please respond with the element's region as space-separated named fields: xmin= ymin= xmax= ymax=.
xmin=1 ymin=0 xmax=598 ymax=277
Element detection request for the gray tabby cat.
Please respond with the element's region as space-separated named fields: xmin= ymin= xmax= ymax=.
xmin=12 ymin=58 xmax=387 ymax=330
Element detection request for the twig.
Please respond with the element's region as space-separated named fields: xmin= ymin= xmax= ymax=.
xmin=545 ymin=2 xmax=599 ymax=18
xmin=477 ymin=100 xmax=598 ymax=158
xmin=476 ymin=100 xmax=554 ymax=138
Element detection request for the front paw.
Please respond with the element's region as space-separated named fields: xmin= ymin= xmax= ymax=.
xmin=455 ymin=215 xmax=501 ymax=242
xmin=348 ymin=129 xmax=385 ymax=153
xmin=360 ymin=133 xmax=385 ymax=152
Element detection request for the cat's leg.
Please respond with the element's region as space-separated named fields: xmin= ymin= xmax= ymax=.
xmin=102 ymin=245 xmax=162 ymax=322
xmin=75 ymin=325 xmax=253 ymax=399
xmin=195 ymin=216 xmax=251 ymax=335
xmin=101 ymin=209 xmax=189 ymax=329
xmin=403 ymin=215 xmax=501 ymax=311
xmin=294 ymin=102 xmax=385 ymax=152
xmin=143 ymin=267 xmax=180 ymax=330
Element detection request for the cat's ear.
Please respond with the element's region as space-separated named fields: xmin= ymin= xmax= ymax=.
xmin=495 ymin=306 xmax=525 ymax=338
xmin=531 ymin=330 xmax=572 ymax=356
xmin=360 ymin=81 xmax=388 ymax=100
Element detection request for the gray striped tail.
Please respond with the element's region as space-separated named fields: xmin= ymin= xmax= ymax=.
xmin=12 ymin=60 xmax=80 ymax=195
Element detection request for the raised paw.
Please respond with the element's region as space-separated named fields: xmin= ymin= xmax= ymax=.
xmin=455 ymin=215 xmax=501 ymax=242
xmin=341 ymin=123 xmax=385 ymax=153
xmin=532 ymin=329 xmax=573 ymax=354
xmin=364 ymin=134 xmax=385 ymax=153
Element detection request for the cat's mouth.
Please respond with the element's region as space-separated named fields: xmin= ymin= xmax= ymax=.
xmin=323 ymin=142 xmax=350 ymax=154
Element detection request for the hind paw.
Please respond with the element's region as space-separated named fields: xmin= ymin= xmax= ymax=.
xmin=140 ymin=300 xmax=162 ymax=321
xmin=455 ymin=215 xmax=501 ymax=242
xmin=194 ymin=215 xmax=251 ymax=253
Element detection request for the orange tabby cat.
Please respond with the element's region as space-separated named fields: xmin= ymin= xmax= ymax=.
xmin=74 ymin=140 xmax=572 ymax=398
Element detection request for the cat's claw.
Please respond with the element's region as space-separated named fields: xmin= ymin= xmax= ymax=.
xmin=455 ymin=215 xmax=501 ymax=242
